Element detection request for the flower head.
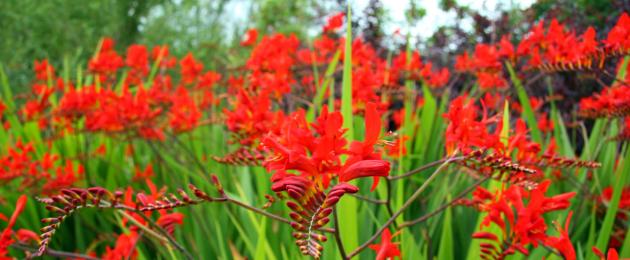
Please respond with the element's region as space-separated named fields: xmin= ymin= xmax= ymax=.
xmin=368 ymin=229 xmax=401 ymax=260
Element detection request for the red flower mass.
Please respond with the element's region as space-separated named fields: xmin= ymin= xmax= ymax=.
xmin=2 ymin=10 xmax=630 ymax=260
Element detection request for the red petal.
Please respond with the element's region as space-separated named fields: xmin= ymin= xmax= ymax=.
xmin=340 ymin=160 xmax=390 ymax=183
xmin=364 ymin=102 xmax=381 ymax=144
xmin=0 ymin=195 xmax=28 ymax=240
xmin=472 ymin=232 xmax=499 ymax=242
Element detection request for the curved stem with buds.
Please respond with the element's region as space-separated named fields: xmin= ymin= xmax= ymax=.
xmin=11 ymin=243 xmax=101 ymax=260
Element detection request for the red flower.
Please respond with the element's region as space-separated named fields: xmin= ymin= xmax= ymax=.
xmin=339 ymin=160 xmax=390 ymax=191
xmin=133 ymin=164 xmax=155 ymax=182
xmin=580 ymin=27 xmax=598 ymax=56
xmin=426 ymin=67 xmax=450 ymax=88
xmin=537 ymin=112 xmax=554 ymax=133
xmin=83 ymin=86 xmax=166 ymax=140
xmin=578 ymin=85 xmax=630 ymax=118
xmin=498 ymin=35 xmax=515 ymax=60
xmin=102 ymin=231 xmax=140 ymax=260
xmin=157 ymin=213 xmax=185 ymax=235
xmin=347 ymin=102 xmax=383 ymax=160
xmin=392 ymin=51 xmax=423 ymax=81
xmin=323 ymin=12 xmax=344 ymax=33
xmin=455 ymin=51 xmax=474 ymax=72
xmin=224 ymin=89 xmax=285 ymax=146
xmin=468 ymin=179 xmax=576 ymax=259
xmin=472 ymin=43 xmax=502 ymax=70
xmin=34 ymin=59 xmax=55 ymax=81
xmin=15 ymin=229 xmax=39 ymax=244
xmin=0 ymin=195 xmax=28 ymax=259
xmin=476 ymin=72 xmax=507 ymax=91
xmin=262 ymin=103 xmax=389 ymax=190
xmin=125 ymin=44 xmax=149 ymax=85
xmin=246 ymin=33 xmax=299 ymax=97
xmin=343 ymin=102 xmax=391 ymax=190
xmin=368 ymin=229 xmax=401 ymax=260
xmin=89 ymin=37 xmax=124 ymax=79
xmin=604 ymin=13 xmax=630 ymax=54
xmin=241 ymin=28 xmax=258 ymax=46
xmin=443 ymin=95 xmax=498 ymax=154
xmin=41 ymin=160 xmax=84 ymax=195
xmin=386 ymin=135 xmax=409 ymax=158
xmin=593 ymin=247 xmax=620 ymax=260
xmin=180 ymin=53 xmax=204 ymax=84
xmin=0 ymin=142 xmax=81 ymax=195
xmin=168 ymin=87 xmax=201 ymax=133
xmin=545 ymin=212 xmax=576 ymax=260
xmin=197 ymin=71 xmax=221 ymax=90
xmin=151 ymin=45 xmax=177 ymax=69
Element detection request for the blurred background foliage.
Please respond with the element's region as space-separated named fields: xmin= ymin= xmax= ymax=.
xmin=0 ymin=0 xmax=628 ymax=91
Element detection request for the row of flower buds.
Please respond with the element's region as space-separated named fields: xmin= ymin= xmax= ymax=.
xmin=579 ymin=106 xmax=630 ymax=119
xmin=139 ymin=175 xmax=226 ymax=212
xmin=535 ymin=54 xmax=606 ymax=73
xmin=538 ymin=154 xmax=601 ymax=169
xmin=603 ymin=46 xmax=630 ymax=59
xmin=460 ymin=149 xmax=538 ymax=175
xmin=212 ymin=147 xmax=266 ymax=166
xmin=473 ymin=232 xmax=503 ymax=260
xmin=36 ymin=187 xmax=122 ymax=257
xmin=262 ymin=194 xmax=276 ymax=209
xmin=473 ymin=232 xmax=527 ymax=260
xmin=271 ymin=176 xmax=359 ymax=259
xmin=578 ymin=84 xmax=630 ymax=119
xmin=35 ymin=175 xmax=227 ymax=257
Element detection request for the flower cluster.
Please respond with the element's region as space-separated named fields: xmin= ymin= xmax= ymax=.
xmin=455 ymin=40 xmax=513 ymax=90
xmin=445 ymin=95 xmax=599 ymax=183
xmin=390 ymin=50 xmax=450 ymax=88
xmin=1 ymin=196 xmax=38 ymax=259
xmin=463 ymin=180 xmax=576 ymax=259
xmin=262 ymin=103 xmax=390 ymax=190
xmin=261 ymin=103 xmax=391 ymax=256
xmin=454 ymin=13 xmax=630 ymax=92
xmin=272 ymin=178 xmax=358 ymax=258
xmin=36 ymin=180 xmax=196 ymax=259
xmin=22 ymin=38 xmax=219 ymax=141
xmin=0 ymin=141 xmax=82 ymax=196
xmin=2 ymin=8 xmax=630 ymax=260
xmin=369 ymin=229 xmax=401 ymax=260
xmin=579 ymin=84 xmax=630 ymax=119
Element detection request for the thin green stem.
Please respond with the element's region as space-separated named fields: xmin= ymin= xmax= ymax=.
xmin=399 ymin=175 xmax=490 ymax=228
xmin=346 ymin=158 xmax=454 ymax=259
xmin=388 ymin=157 xmax=464 ymax=181
xmin=11 ymin=243 xmax=100 ymax=260
xmin=333 ymin=206 xmax=348 ymax=259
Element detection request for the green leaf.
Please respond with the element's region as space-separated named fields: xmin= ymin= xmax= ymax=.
xmin=437 ymin=194 xmax=454 ymax=259
xmin=621 ymin=222 xmax=630 ymax=257
xmin=413 ymin=83 xmax=437 ymax=161
xmin=588 ymin=146 xmax=630 ymax=260
xmin=307 ymin=50 xmax=341 ymax=121
xmin=340 ymin=7 xmax=353 ymax=140
xmin=500 ymin=101 xmax=510 ymax=146
xmin=337 ymin=5 xmax=360 ymax=253
xmin=506 ymin=62 xmax=542 ymax=144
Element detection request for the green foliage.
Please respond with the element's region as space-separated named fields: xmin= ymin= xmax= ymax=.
xmin=0 ymin=0 xmax=162 ymax=89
